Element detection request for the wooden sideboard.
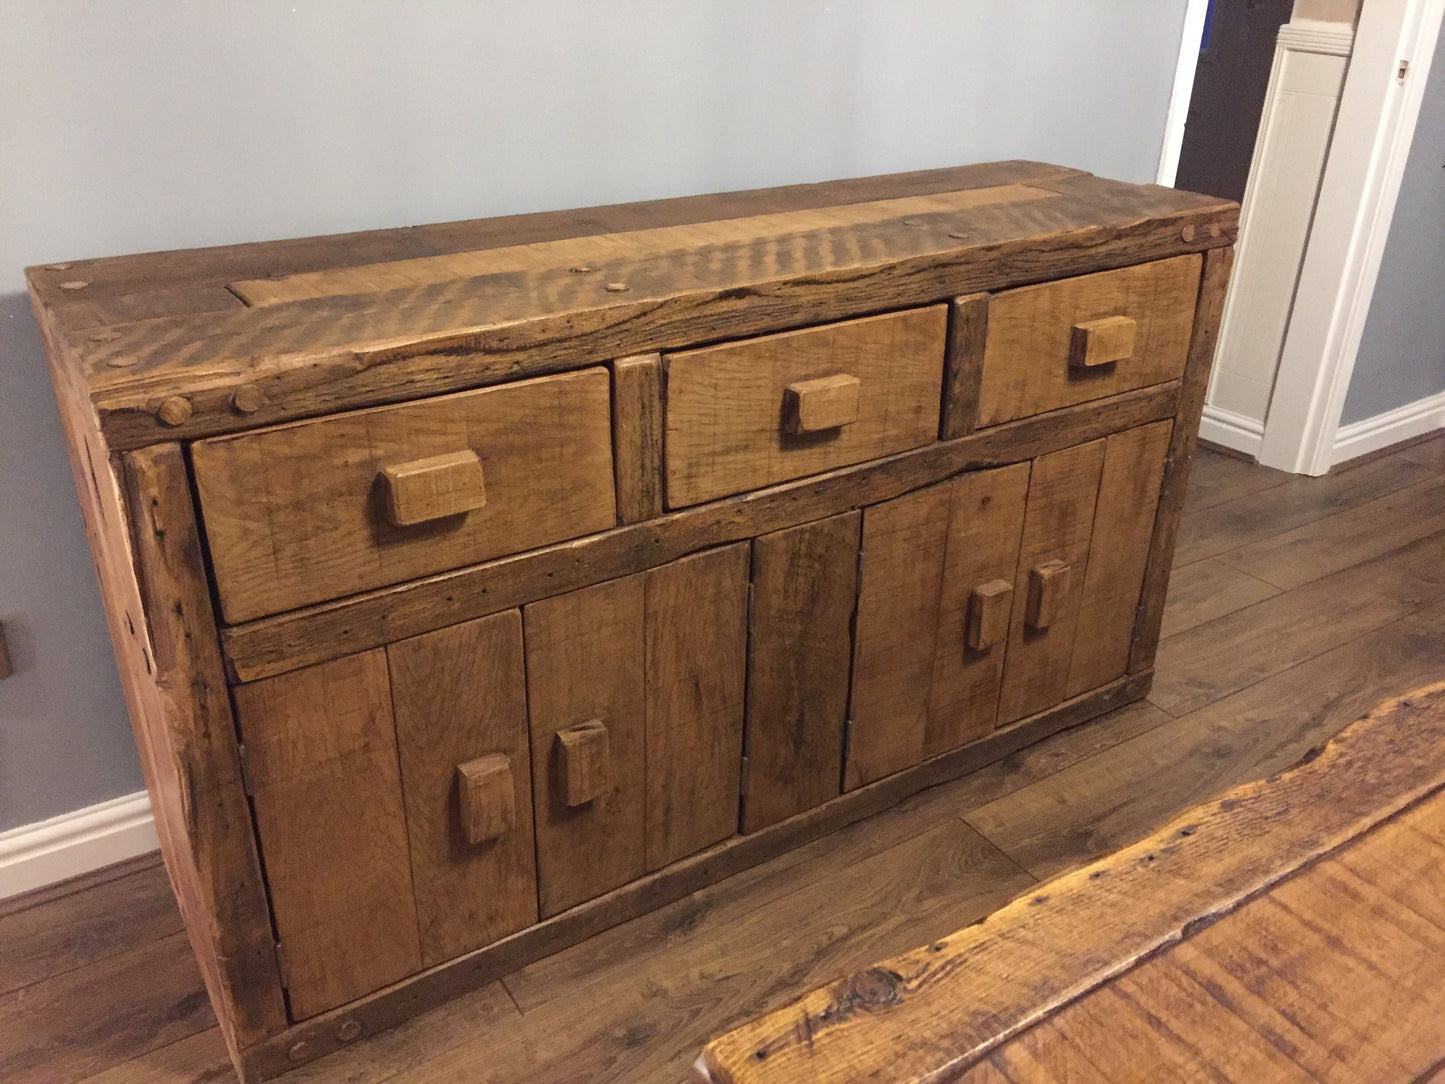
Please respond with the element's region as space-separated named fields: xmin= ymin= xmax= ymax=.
xmin=28 ymin=160 xmax=1235 ymax=1082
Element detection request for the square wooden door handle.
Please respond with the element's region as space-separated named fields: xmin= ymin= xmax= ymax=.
xmin=783 ymin=374 xmax=861 ymax=434
xmin=554 ymin=719 xmax=610 ymax=808
xmin=966 ymin=579 xmax=1014 ymax=651
xmin=1069 ymin=316 xmax=1137 ymax=370
xmin=1026 ymin=560 xmax=1072 ymax=630
xmin=457 ymin=754 xmax=515 ymax=845
xmin=380 ymin=450 xmax=487 ymax=526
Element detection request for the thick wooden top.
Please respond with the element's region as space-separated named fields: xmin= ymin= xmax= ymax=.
xmin=696 ymin=682 xmax=1445 ymax=1083
xmin=27 ymin=160 xmax=1236 ymax=449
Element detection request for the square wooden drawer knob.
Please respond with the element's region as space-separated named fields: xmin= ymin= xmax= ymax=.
xmin=380 ymin=450 xmax=487 ymax=526
xmin=783 ymin=374 xmax=861 ymax=434
xmin=966 ymin=579 xmax=1014 ymax=651
xmin=554 ymin=720 xmax=611 ymax=808
xmin=1069 ymin=316 xmax=1137 ymax=370
xmin=456 ymin=754 xmax=515 ymax=845
xmin=1026 ymin=560 xmax=1072 ymax=630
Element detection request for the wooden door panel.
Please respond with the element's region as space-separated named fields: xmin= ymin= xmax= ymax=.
xmin=524 ymin=575 xmax=647 ymax=917
xmin=847 ymin=484 xmax=952 ymax=790
xmin=644 ymin=544 xmax=751 ymax=868
xmin=231 ymin=651 xmax=421 ymax=1020
xmin=744 ymin=512 xmax=861 ymax=833
xmin=1067 ymin=422 xmax=1174 ymax=698
xmin=927 ymin=462 xmax=1032 ymax=756
xmin=997 ymin=440 xmax=1107 ymax=724
xmin=388 ymin=611 xmax=537 ymax=966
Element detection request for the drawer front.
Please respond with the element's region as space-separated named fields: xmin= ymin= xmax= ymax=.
xmin=663 ymin=307 xmax=946 ymax=508
xmin=523 ymin=544 xmax=749 ymax=917
xmin=193 ymin=368 xmax=616 ymax=623
xmin=976 ymin=255 xmax=1201 ymax=427
xmin=846 ymin=463 xmax=1030 ymax=790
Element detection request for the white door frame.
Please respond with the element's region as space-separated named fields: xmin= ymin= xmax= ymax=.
xmin=1157 ymin=0 xmax=1211 ymax=186
xmin=1258 ymin=0 xmax=1444 ymax=474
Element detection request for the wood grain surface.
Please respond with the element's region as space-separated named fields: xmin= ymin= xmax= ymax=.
xmin=744 ymin=513 xmax=861 ymax=832
xmin=664 ymin=307 xmax=946 ymax=507
xmin=192 ymin=367 xmax=616 ymax=621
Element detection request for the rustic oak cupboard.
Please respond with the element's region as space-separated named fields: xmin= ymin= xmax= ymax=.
xmin=29 ymin=160 xmax=1234 ymax=1081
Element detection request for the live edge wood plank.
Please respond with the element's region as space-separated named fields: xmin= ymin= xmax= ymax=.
xmin=222 ymin=381 xmax=1182 ymax=683
xmin=696 ymin=681 xmax=1445 ymax=1084
xmin=238 ymin=673 xmax=1150 ymax=1082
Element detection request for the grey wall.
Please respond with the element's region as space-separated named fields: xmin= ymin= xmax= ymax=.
xmin=0 ymin=0 xmax=1189 ymax=832
xmin=1341 ymin=24 xmax=1445 ymax=424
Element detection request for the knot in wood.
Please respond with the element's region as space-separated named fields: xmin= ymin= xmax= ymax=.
xmin=847 ymin=967 xmax=904 ymax=1008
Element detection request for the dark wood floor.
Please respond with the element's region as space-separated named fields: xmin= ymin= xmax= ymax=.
xmin=4 ymin=435 xmax=1443 ymax=1084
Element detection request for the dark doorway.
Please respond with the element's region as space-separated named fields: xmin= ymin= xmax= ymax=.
xmin=1174 ymin=0 xmax=1294 ymax=202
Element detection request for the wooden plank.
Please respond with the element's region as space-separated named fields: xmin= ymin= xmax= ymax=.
xmin=387 ymin=611 xmax=537 ymax=967
xmin=1128 ymin=245 xmax=1233 ymax=674
xmin=611 ymin=353 xmax=665 ymax=523
xmin=940 ymin=293 xmax=989 ymax=440
xmin=847 ymin=483 xmax=952 ymax=789
xmin=231 ymin=651 xmax=422 ymax=1020
xmin=664 ymin=307 xmax=946 ymax=507
xmin=743 ymin=512 xmax=861 ymax=833
xmin=695 ymin=683 xmax=1445 ymax=1084
xmin=222 ymin=381 xmax=1182 ymax=684
xmin=644 ymin=544 xmax=750 ymax=868
xmin=926 ymin=463 xmax=1031 ymax=756
xmin=1157 ymin=557 xmax=1281 ymax=641
xmin=237 ymin=673 xmax=1151 ymax=1081
xmin=1066 ymin=420 xmax=1172 ymax=697
xmin=523 ymin=575 xmax=648 ymax=917
xmin=977 ymin=255 xmax=1202 ymax=426
xmin=45 ymin=172 xmax=1234 ymax=449
xmin=191 ymin=367 xmax=616 ymax=622
xmin=997 ymin=439 xmax=1106 ymax=724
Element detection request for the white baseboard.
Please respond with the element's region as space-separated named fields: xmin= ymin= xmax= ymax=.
xmin=1332 ymin=389 xmax=1445 ymax=466
xmin=0 ymin=791 xmax=158 ymax=900
xmin=1198 ymin=404 xmax=1265 ymax=458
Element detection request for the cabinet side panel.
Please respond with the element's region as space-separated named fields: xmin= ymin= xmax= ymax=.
xmin=1067 ymin=422 xmax=1174 ymax=698
xmin=524 ymin=576 xmax=648 ymax=917
xmin=847 ymin=484 xmax=952 ymax=789
xmin=926 ymin=462 xmax=1031 ymax=756
xmin=744 ymin=512 xmax=861 ymax=833
xmin=644 ymin=544 xmax=750 ymax=869
xmin=997 ymin=440 xmax=1107 ymax=724
xmin=233 ymin=651 xmax=422 ymax=1020
xmin=389 ymin=611 xmax=538 ymax=966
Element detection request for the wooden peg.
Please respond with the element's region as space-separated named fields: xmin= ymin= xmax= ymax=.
xmin=554 ymin=720 xmax=610 ymax=808
xmin=456 ymin=754 xmax=515 ymax=845
xmin=231 ymin=384 xmax=268 ymax=414
xmin=1026 ymin=560 xmax=1072 ymax=630
xmin=966 ymin=579 xmax=1014 ymax=651
xmin=379 ymin=450 xmax=486 ymax=526
xmin=783 ymin=374 xmax=861 ymax=434
xmin=1068 ymin=316 xmax=1137 ymax=370
xmin=156 ymin=396 xmax=193 ymax=427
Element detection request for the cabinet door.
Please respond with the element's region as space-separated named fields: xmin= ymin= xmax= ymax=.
xmin=524 ymin=544 xmax=749 ymax=915
xmin=997 ymin=440 xmax=1108 ymax=724
xmin=1066 ymin=421 xmax=1173 ymax=697
xmin=232 ymin=651 xmax=422 ymax=1020
xmin=743 ymin=512 xmax=860 ymax=832
xmin=847 ymin=464 xmax=1030 ymax=789
xmin=388 ymin=610 xmax=537 ymax=968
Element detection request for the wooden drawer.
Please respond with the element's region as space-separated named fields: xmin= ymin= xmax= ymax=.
xmin=523 ymin=545 xmax=749 ymax=916
xmin=975 ymin=256 xmax=1201 ymax=427
xmin=193 ymin=368 xmax=616 ymax=622
xmin=663 ymin=307 xmax=946 ymax=508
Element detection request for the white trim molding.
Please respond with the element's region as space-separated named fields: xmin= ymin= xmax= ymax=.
xmin=1198 ymin=404 xmax=1266 ymax=457
xmin=1277 ymin=18 xmax=1360 ymax=54
xmin=0 ymin=791 xmax=157 ymax=900
xmin=1332 ymin=389 xmax=1445 ymax=465
xmin=1259 ymin=0 xmax=1445 ymax=475
xmin=1157 ymin=0 xmax=1211 ymax=186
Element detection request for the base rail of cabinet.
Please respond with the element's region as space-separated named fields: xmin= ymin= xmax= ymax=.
xmin=239 ymin=670 xmax=1152 ymax=1082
